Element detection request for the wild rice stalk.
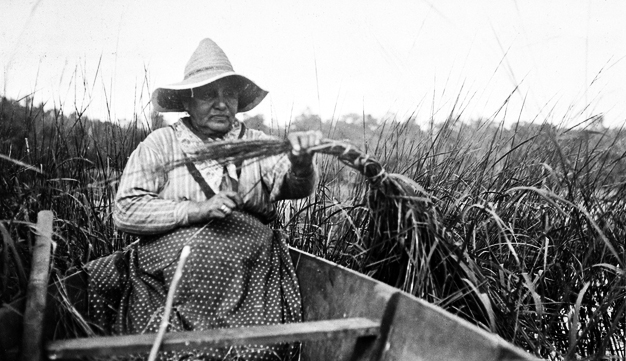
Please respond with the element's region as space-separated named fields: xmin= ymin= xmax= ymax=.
xmin=148 ymin=245 xmax=191 ymax=361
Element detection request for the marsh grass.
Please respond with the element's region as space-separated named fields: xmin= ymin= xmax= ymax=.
xmin=1 ymin=91 xmax=625 ymax=360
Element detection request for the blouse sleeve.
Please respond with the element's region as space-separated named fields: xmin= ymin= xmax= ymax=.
xmin=113 ymin=142 xmax=190 ymax=235
xmin=257 ymin=149 xmax=318 ymax=202
xmin=276 ymin=162 xmax=318 ymax=200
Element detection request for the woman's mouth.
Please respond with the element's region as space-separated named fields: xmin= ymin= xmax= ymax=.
xmin=210 ymin=115 xmax=230 ymax=122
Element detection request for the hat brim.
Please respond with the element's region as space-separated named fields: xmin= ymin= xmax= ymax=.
xmin=151 ymin=73 xmax=268 ymax=113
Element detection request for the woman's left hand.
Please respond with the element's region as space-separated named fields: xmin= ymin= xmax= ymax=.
xmin=287 ymin=130 xmax=323 ymax=170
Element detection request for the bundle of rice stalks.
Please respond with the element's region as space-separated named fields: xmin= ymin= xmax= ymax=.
xmin=181 ymin=138 xmax=483 ymax=322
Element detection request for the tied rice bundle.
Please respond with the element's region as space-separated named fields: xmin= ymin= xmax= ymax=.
xmin=181 ymin=137 xmax=441 ymax=294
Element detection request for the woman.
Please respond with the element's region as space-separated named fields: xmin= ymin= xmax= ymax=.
xmin=87 ymin=38 xmax=321 ymax=360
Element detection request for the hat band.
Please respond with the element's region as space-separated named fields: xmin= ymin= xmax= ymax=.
xmin=184 ymin=66 xmax=233 ymax=80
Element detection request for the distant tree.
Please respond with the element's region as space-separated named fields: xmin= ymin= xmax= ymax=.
xmin=291 ymin=108 xmax=322 ymax=132
xmin=242 ymin=114 xmax=271 ymax=133
xmin=324 ymin=113 xmax=378 ymax=147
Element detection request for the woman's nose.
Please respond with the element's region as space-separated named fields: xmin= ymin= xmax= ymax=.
xmin=214 ymin=92 xmax=227 ymax=109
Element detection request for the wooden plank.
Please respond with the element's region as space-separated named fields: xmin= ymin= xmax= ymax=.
xmin=46 ymin=317 xmax=380 ymax=360
xmin=21 ymin=210 xmax=54 ymax=361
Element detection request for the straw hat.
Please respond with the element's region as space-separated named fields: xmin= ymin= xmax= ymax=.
xmin=151 ymin=38 xmax=268 ymax=113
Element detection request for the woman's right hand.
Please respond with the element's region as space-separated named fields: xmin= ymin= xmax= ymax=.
xmin=187 ymin=191 xmax=243 ymax=224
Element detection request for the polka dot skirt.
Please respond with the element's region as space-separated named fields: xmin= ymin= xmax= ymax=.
xmin=86 ymin=212 xmax=302 ymax=360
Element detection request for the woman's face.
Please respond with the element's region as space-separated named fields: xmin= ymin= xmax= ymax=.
xmin=182 ymin=78 xmax=240 ymax=139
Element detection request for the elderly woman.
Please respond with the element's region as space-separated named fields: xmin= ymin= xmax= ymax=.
xmin=87 ymin=39 xmax=320 ymax=360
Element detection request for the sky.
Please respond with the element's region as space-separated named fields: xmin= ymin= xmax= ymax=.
xmin=1 ymin=0 xmax=625 ymax=128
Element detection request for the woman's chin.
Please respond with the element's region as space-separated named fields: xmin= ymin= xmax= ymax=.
xmin=201 ymin=122 xmax=232 ymax=137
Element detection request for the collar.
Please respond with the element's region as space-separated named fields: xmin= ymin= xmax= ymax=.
xmin=172 ymin=117 xmax=241 ymax=157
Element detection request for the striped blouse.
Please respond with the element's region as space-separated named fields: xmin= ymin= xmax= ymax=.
xmin=113 ymin=118 xmax=316 ymax=235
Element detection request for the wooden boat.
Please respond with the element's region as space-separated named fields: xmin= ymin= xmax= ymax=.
xmin=0 ymin=213 xmax=540 ymax=361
